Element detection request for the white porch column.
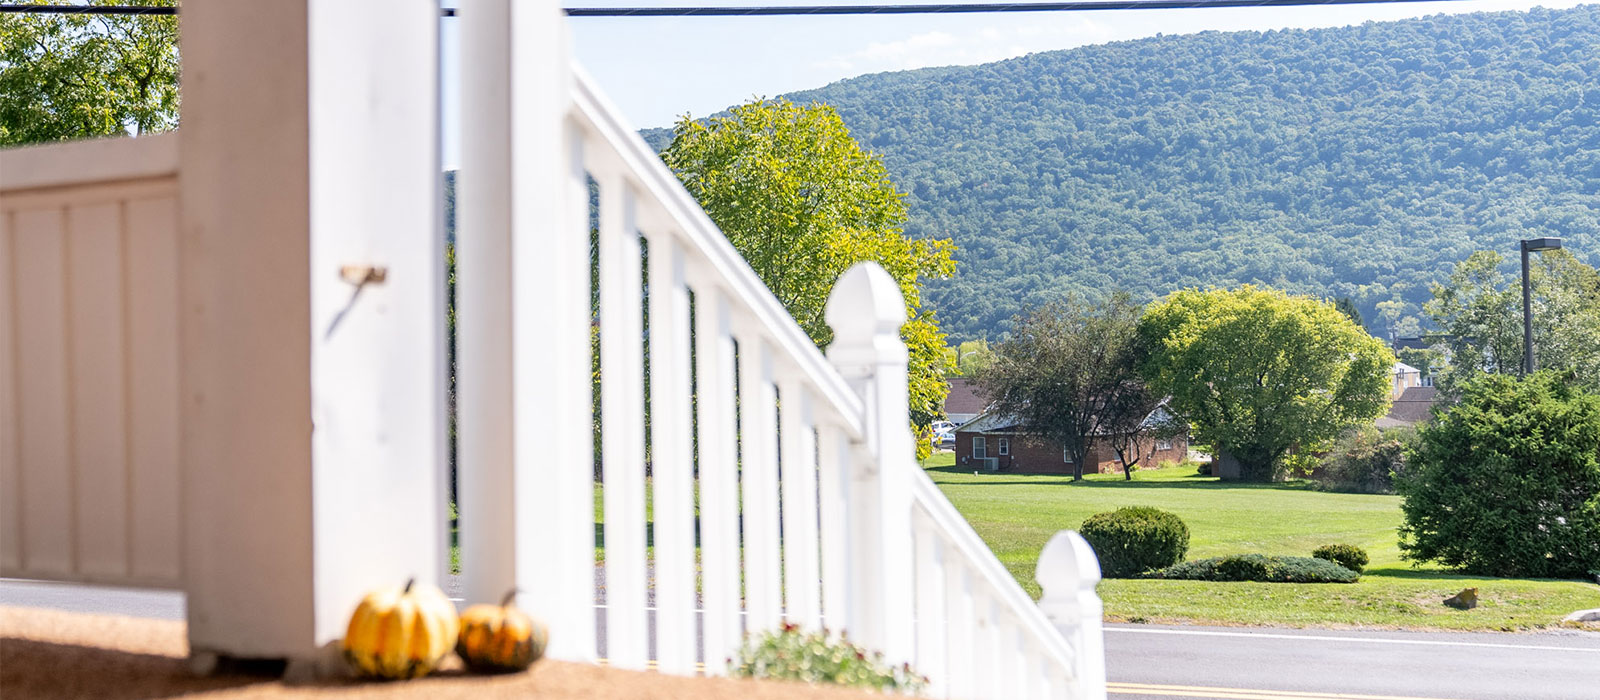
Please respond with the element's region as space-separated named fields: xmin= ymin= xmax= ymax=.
xmin=457 ymin=0 xmax=594 ymax=661
xmin=179 ymin=0 xmax=445 ymax=662
xmin=824 ymin=262 xmax=915 ymax=666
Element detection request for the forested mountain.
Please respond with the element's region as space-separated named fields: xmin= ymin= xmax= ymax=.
xmin=649 ymin=5 xmax=1600 ymax=342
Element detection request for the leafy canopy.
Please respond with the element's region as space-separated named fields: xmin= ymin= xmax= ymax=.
xmin=660 ymin=98 xmax=957 ymax=441
xmin=1138 ymin=286 xmax=1394 ymax=481
xmin=0 ymin=0 xmax=178 ymax=145
xmin=973 ymin=293 xmax=1152 ymax=480
xmin=1398 ymin=372 xmax=1600 ymax=579
xmin=1425 ymin=249 xmax=1600 ymax=391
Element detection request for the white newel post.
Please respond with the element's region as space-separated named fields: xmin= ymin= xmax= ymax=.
xmin=824 ymin=263 xmax=915 ymax=666
xmin=1037 ymin=530 xmax=1109 ymax=700
xmin=179 ymin=0 xmax=444 ymax=666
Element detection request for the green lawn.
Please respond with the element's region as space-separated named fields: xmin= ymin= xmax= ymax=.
xmin=923 ymin=453 xmax=1600 ymax=631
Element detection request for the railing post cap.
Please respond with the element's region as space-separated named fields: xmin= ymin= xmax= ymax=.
xmin=825 ymin=262 xmax=908 ymax=345
xmin=1037 ymin=530 xmax=1102 ymax=597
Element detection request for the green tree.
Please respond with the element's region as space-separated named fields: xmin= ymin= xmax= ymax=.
xmin=1426 ymin=250 xmax=1600 ymax=391
xmin=1333 ymin=297 xmax=1364 ymax=329
xmin=660 ymin=98 xmax=957 ymax=451
xmin=944 ymin=338 xmax=996 ymax=377
xmin=1139 ymin=286 xmax=1394 ymax=481
xmin=973 ymin=293 xmax=1150 ymax=480
xmin=1398 ymin=372 xmax=1600 ymax=578
xmin=0 ymin=0 xmax=178 ymax=145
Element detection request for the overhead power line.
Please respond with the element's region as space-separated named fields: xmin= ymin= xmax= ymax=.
xmin=0 ymin=4 xmax=175 ymax=13
xmin=563 ymin=0 xmax=1467 ymax=16
xmin=1 ymin=0 xmax=1472 ymax=18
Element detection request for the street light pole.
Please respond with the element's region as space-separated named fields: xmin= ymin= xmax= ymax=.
xmin=1519 ymin=237 xmax=1563 ymax=375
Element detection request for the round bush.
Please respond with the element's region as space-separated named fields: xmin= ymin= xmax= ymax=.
xmin=1312 ymin=544 xmax=1369 ymax=573
xmin=1398 ymin=372 xmax=1600 ymax=578
xmin=1080 ymin=506 xmax=1190 ymax=578
xmin=1144 ymin=554 xmax=1359 ymax=583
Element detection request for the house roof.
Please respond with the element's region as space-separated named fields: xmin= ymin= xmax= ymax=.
xmin=1393 ymin=336 xmax=1431 ymax=352
xmin=944 ymin=378 xmax=989 ymax=417
xmin=1382 ymin=386 xmax=1440 ymax=426
xmin=958 ymin=403 xmax=1176 ymax=437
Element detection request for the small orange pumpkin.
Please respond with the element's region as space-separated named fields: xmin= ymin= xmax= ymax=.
xmin=456 ymin=590 xmax=548 ymax=673
xmin=342 ymin=578 xmax=459 ymax=680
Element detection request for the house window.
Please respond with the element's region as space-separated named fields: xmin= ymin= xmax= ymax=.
xmin=973 ymin=436 xmax=987 ymax=460
xmin=997 ymin=438 xmax=1010 ymax=456
xmin=1156 ymin=439 xmax=1173 ymax=451
xmin=1062 ymin=447 xmax=1073 ymax=463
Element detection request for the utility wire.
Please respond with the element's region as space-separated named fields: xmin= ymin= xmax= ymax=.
xmin=0 ymin=4 xmax=175 ymax=13
xmin=1 ymin=0 xmax=1471 ymax=17
xmin=564 ymin=0 xmax=1467 ymax=16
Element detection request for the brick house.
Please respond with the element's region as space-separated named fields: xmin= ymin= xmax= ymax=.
xmin=954 ymin=408 xmax=1189 ymax=475
xmin=945 ymin=377 xmax=988 ymax=426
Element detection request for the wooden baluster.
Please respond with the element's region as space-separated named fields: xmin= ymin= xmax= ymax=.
xmin=779 ymin=377 xmax=822 ymax=630
xmin=1011 ymin=624 xmax=1032 ymax=700
xmin=816 ymin=422 xmax=853 ymax=637
xmin=738 ymin=330 xmax=782 ymax=632
xmin=943 ymin=563 xmax=976 ymax=699
xmin=649 ymin=231 xmax=696 ymax=674
xmin=599 ymin=173 xmax=648 ymax=669
xmin=553 ymin=125 xmax=600 ymax=663
xmin=1031 ymin=652 xmax=1057 ymax=700
xmin=693 ymin=283 xmax=741 ymax=675
xmin=974 ymin=589 xmax=1001 ymax=700
xmin=913 ymin=518 xmax=948 ymax=696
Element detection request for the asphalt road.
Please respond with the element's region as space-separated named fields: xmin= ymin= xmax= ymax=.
xmin=1103 ymin=624 xmax=1600 ymax=700
xmin=5 ymin=578 xmax=1599 ymax=699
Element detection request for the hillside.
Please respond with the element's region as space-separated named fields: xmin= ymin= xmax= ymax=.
xmin=650 ymin=5 xmax=1600 ymax=342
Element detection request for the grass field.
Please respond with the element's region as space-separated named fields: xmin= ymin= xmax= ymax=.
xmin=922 ymin=453 xmax=1600 ymax=631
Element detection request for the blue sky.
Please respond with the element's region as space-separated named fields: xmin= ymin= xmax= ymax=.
xmin=441 ymin=0 xmax=1590 ymax=167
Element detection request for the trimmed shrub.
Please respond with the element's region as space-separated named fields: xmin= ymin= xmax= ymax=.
xmin=732 ymin=624 xmax=926 ymax=692
xmin=1312 ymin=544 xmax=1369 ymax=574
xmin=1144 ymin=554 xmax=1359 ymax=583
xmin=1398 ymin=372 xmax=1600 ymax=579
xmin=1080 ymin=506 xmax=1190 ymax=578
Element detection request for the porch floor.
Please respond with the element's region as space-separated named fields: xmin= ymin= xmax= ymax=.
xmin=1 ymin=607 xmax=877 ymax=699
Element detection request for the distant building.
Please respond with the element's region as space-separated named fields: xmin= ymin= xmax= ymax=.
xmin=1378 ymin=386 xmax=1440 ymax=429
xmin=944 ymin=377 xmax=988 ymax=426
xmin=1392 ymin=336 xmax=1432 ymax=353
xmin=954 ymin=407 xmax=1189 ymax=475
xmin=1390 ymin=361 xmax=1425 ymax=398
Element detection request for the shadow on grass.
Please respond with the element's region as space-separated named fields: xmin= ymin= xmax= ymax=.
xmin=925 ymin=465 xmax=1321 ymax=492
xmin=1363 ymin=566 xmax=1599 ymax=585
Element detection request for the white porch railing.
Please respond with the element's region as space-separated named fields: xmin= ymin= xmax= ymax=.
xmin=2 ymin=3 xmax=1105 ymax=695
xmin=454 ymin=5 xmax=1107 ymax=698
